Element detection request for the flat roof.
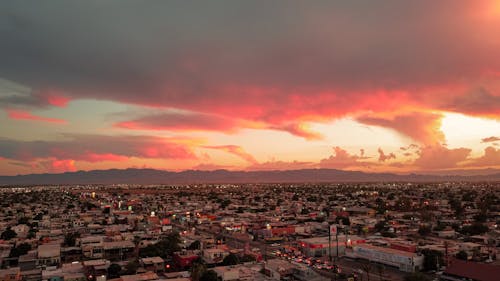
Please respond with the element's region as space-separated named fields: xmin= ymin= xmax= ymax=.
xmin=354 ymin=243 xmax=419 ymax=258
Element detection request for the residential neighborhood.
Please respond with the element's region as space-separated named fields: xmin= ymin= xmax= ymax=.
xmin=0 ymin=183 xmax=499 ymax=281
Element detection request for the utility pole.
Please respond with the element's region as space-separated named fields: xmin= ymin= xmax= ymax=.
xmin=336 ymin=228 xmax=339 ymax=260
xmin=329 ymin=223 xmax=332 ymax=262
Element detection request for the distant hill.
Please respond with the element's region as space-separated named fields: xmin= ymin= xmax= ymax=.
xmin=0 ymin=168 xmax=499 ymax=185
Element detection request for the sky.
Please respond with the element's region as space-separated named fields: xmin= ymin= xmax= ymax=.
xmin=0 ymin=0 xmax=499 ymax=176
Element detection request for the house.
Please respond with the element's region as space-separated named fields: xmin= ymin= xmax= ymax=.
xmin=0 ymin=267 xmax=21 ymax=281
xmin=37 ymin=244 xmax=61 ymax=268
xmin=140 ymin=256 xmax=164 ymax=273
xmin=441 ymin=259 xmax=500 ymax=281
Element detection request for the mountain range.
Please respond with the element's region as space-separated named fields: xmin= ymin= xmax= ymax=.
xmin=1 ymin=168 xmax=499 ymax=185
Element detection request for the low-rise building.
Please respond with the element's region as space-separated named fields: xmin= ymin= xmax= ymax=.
xmin=347 ymin=243 xmax=424 ymax=272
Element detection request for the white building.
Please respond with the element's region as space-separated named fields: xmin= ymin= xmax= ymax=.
xmin=348 ymin=244 xmax=424 ymax=272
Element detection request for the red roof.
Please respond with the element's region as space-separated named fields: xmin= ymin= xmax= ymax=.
xmin=444 ymin=259 xmax=500 ymax=281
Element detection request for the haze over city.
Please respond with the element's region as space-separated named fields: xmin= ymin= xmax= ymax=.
xmin=1 ymin=1 xmax=499 ymax=176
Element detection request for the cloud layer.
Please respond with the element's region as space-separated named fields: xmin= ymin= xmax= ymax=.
xmin=0 ymin=1 xmax=499 ymax=174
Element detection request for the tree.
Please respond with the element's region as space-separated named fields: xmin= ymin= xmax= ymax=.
xmin=222 ymin=253 xmax=239 ymax=266
xmin=1 ymin=228 xmax=17 ymax=240
xmin=64 ymin=232 xmax=80 ymax=247
xmin=240 ymin=254 xmax=256 ymax=263
xmin=449 ymin=199 xmax=464 ymax=218
xmin=374 ymin=220 xmax=387 ymax=232
xmin=188 ymin=240 xmax=201 ymax=250
xmin=124 ymin=259 xmax=139 ymax=275
xmin=473 ymin=212 xmax=487 ymax=223
xmin=33 ymin=212 xmax=44 ymax=221
xmin=27 ymin=229 xmax=36 ymax=239
xmin=421 ymin=249 xmax=443 ymax=271
xmin=335 ymin=216 xmax=351 ymax=226
xmin=200 ymin=270 xmax=219 ymax=281
xmin=9 ymin=243 xmax=31 ymax=257
xmin=18 ymin=217 xmax=29 ymax=225
xmin=404 ymin=272 xmax=430 ymax=281
xmin=108 ymin=263 xmax=122 ymax=278
xmin=418 ymin=225 xmax=432 ymax=236
xmin=460 ymin=223 xmax=489 ymax=236
xmin=456 ymin=250 xmax=468 ymax=261
xmin=191 ymin=263 xmax=207 ymax=281
xmin=139 ymin=232 xmax=181 ymax=258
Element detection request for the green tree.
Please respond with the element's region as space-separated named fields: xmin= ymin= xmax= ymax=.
xmin=240 ymin=254 xmax=256 ymax=263
xmin=64 ymin=232 xmax=80 ymax=247
xmin=27 ymin=229 xmax=36 ymax=239
xmin=421 ymin=249 xmax=443 ymax=271
xmin=222 ymin=253 xmax=239 ymax=266
xmin=418 ymin=225 xmax=432 ymax=236
xmin=374 ymin=220 xmax=387 ymax=232
xmin=456 ymin=250 xmax=468 ymax=260
xmin=188 ymin=240 xmax=201 ymax=250
xmin=18 ymin=217 xmax=29 ymax=225
xmin=460 ymin=223 xmax=489 ymax=235
xmin=335 ymin=216 xmax=351 ymax=226
xmin=139 ymin=232 xmax=181 ymax=258
xmin=108 ymin=263 xmax=122 ymax=278
xmin=124 ymin=259 xmax=139 ymax=275
xmin=1 ymin=228 xmax=17 ymax=240
xmin=9 ymin=243 xmax=31 ymax=257
xmin=200 ymin=270 xmax=220 ymax=281
xmin=191 ymin=263 xmax=207 ymax=281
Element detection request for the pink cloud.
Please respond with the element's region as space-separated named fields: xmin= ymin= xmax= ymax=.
xmin=83 ymin=153 xmax=129 ymax=163
xmin=0 ymin=135 xmax=197 ymax=164
xmin=34 ymin=89 xmax=71 ymax=107
xmin=49 ymin=159 xmax=76 ymax=172
xmin=6 ymin=109 xmax=67 ymax=124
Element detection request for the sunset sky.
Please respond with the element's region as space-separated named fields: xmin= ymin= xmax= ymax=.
xmin=1 ymin=1 xmax=499 ymax=176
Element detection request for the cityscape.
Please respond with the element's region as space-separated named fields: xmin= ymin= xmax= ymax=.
xmin=1 ymin=1 xmax=500 ymax=281
xmin=0 ymin=182 xmax=499 ymax=281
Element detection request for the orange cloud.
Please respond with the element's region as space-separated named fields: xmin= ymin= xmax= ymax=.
xmin=6 ymin=109 xmax=67 ymax=124
xmin=270 ymin=123 xmax=323 ymax=140
xmin=482 ymin=136 xmax=500 ymax=143
xmin=468 ymin=146 xmax=500 ymax=167
xmin=377 ymin=148 xmax=396 ymax=162
xmin=413 ymin=145 xmax=471 ymax=169
xmin=203 ymin=145 xmax=258 ymax=164
xmin=357 ymin=112 xmax=445 ymax=145
xmin=319 ymin=146 xmax=369 ymax=169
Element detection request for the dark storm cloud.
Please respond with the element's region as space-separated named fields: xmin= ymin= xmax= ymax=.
xmin=0 ymin=1 xmax=498 ymax=141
